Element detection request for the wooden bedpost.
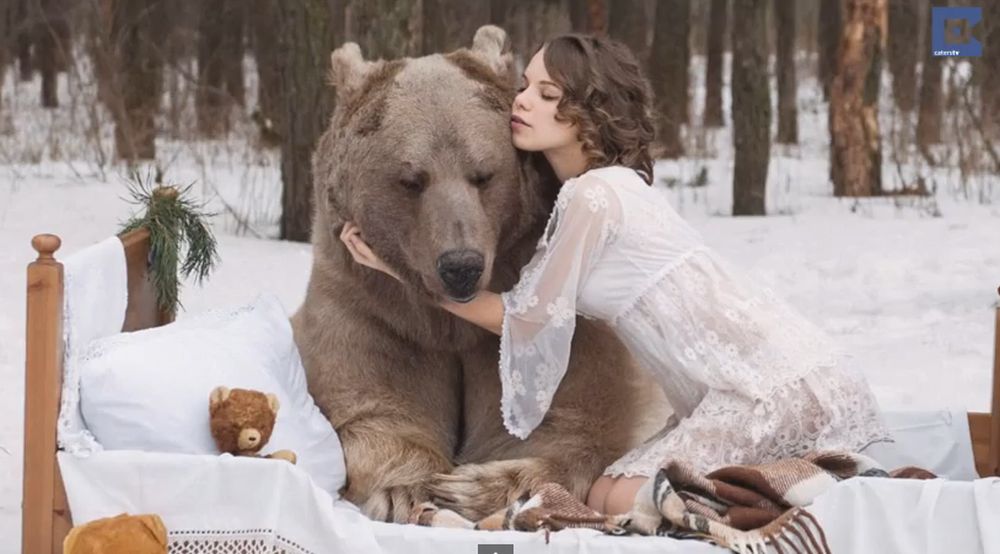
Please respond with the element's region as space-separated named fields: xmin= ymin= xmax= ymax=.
xmin=990 ymin=286 xmax=1000 ymax=476
xmin=972 ymin=285 xmax=1000 ymax=477
xmin=21 ymin=228 xmax=170 ymax=553
xmin=22 ymin=234 xmax=72 ymax=554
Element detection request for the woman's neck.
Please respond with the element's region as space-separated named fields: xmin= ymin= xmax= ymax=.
xmin=544 ymin=143 xmax=589 ymax=183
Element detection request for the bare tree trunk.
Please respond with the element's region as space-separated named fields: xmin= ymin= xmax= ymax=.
xmin=423 ymin=0 xmax=490 ymax=54
xmin=817 ymin=0 xmax=842 ymax=101
xmin=221 ymin=0 xmax=245 ymax=107
xmin=36 ymin=0 xmax=61 ymax=108
xmin=703 ymin=0 xmax=727 ymax=128
xmin=251 ymin=0 xmax=280 ymax=145
xmin=345 ymin=0 xmax=422 ymax=60
xmin=277 ymin=0 xmax=338 ymax=242
xmin=0 ymin=0 xmax=9 ymax=114
xmin=916 ymin=0 xmax=943 ymax=149
xmin=608 ymin=0 xmax=651 ymax=66
xmin=15 ymin=0 xmax=33 ymax=81
xmin=774 ymin=0 xmax=798 ymax=143
xmin=495 ymin=0 xmax=571 ymax=68
xmin=85 ymin=0 xmax=115 ymax=109
xmin=982 ymin=1 xmax=1000 ymax=131
xmin=649 ymin=0 xmax=690 ymax=158
xmin=569 ymin=0 xmax=606 ymax=35
xmin=829 ymin=0 xmax=885 ymax=197
xmin=731 ymin=0 xmax=770 ymax=215
xmin=196 ymin=0 xmax=228 ymax=137
xmin=162 ymin=0 xmax=191 ymax=139
xmin=111 ymin=0 xmax=165 ymax=160
xmin=887 ymin=0 xmax=918 ymax=112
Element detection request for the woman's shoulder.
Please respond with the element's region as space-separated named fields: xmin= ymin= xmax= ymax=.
xmin=579 ymin=165 xmax=648 ymax=187
xmin=556 ymin=168 xmax=625 ymax=213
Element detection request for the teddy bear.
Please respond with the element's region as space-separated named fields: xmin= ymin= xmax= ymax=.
xmin=63 ymin=513 xmax=167 ymax=554
xmin=209 ymin=386 xmax=297 ymax=463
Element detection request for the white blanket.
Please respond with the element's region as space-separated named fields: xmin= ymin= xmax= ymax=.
xmin=59 ymin=448 xmax=1000 ymax=554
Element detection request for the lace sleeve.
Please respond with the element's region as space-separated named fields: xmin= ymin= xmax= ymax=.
xmin=498 ymin=174 xmax=622 ymax=439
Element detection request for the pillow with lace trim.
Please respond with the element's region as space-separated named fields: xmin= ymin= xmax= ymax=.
xmin=77 ymin=293 xmax=346 ymax=498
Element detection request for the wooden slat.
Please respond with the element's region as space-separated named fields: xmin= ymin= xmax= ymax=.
xmin=22 ymin=234 xmax=66 ymax=554
xmin=989 ymin=290 xmax=1000 ymax=476
xmin=120 ymin=228 xmax=174 ymax=330
xmin=969 ymin=412 xmax=992 ymax=477
xmin=971 ymin=289 xmax=1000 ymax=478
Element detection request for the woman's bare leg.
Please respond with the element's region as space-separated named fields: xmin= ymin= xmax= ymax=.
xmin=604 ymin=476 xmax=648 ymax=515
xmin=586 ymin=475 xmax=615 ymax=511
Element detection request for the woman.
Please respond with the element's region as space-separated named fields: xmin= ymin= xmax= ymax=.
xmin=340 ymin=34 xmax=889 ymax=515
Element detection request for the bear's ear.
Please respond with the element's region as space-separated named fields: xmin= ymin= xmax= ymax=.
xmin=266 ymin=393 xmax=280 ymax=414
xmin=210 ymin=386 xmax=231 ymax=409
xmin=329 ymin=42 xmax=376 ymax=101
xmin=471 ymin=25 xmax=514 ymax=83
xmin=139 ymin=514 xmax=168 ymax=547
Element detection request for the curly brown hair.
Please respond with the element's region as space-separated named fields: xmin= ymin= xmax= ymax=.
xmin=539 ymin=34 xmax=656 ymax=185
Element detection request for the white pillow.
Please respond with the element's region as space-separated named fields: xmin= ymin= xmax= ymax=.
xmin=78 ymin=293 xmax=346 ymax=498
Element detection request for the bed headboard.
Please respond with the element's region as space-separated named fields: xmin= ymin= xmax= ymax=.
xmin=19 ymin=231 xmax=1000 ymax=554
xmin=22 ymin=229 xmax=173 ymax=554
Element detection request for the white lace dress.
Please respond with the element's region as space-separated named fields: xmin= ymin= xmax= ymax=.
xmin=499 ymin=165 xmax=890 ymax=477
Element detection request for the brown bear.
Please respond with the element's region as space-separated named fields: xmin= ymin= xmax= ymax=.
xmin=292 ymin=25 xmax=667 ymax=523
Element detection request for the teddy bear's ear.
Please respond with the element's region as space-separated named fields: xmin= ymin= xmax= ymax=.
xmin=210 ymin=386 xmax=231 ymax=408
xmin=138 ymin=514 xmax=168 ymax=546
xmin=266 ymin=393 xmax=280 ymax=414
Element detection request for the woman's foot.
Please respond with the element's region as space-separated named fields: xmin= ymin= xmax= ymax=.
xmin=586 ymin=475 xmax=649 ymax=514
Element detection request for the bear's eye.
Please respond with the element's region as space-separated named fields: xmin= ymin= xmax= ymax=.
xmin=468 ymin=171 xmax=494 ymax=189
xmin=398 ymin=171 xmax=427 ymax=194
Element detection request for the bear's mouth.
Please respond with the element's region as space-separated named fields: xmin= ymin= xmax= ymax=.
xmin=447 ymin=292 xmax=478 ymax=304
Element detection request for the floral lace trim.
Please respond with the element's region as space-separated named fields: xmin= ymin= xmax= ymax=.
xmin=498 ymin=291 xmax=529 ymax=440
xmin=603 ymin=364 xmax=891 ymax=478
xmin=58 ymin=269 xmax=105 ymax=457
xmin=168 ymin=528 xmax=316 ymax=554
xmin=609 ymin=245 xmax=710 ymax=327
xmin=60 ymin=300 xmax=261 ymax=456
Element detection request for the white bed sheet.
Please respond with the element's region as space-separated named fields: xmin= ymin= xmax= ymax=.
xmin=58 ymin=408 xmax=996 ymax=554
xmin=58 ymin=451 xmax=718 ymax=554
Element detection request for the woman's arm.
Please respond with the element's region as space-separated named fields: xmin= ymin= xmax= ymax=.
xmin=439 ymin=292 xmax=504 ymax=336
xmin=340 ymin=222 xmax=505 ymax=334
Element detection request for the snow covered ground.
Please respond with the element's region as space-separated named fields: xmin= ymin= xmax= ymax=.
xmin=0 ymin=54 xmax=998 ymax=551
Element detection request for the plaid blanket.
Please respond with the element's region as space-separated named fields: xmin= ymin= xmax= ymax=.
xmin=413 ymin=451 xmax=935 ymax=553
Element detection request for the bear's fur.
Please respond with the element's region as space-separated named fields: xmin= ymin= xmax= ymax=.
xmin=292 ymin=25 xmax=666 ymax=523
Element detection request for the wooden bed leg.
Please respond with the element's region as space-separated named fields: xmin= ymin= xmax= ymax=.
xmin=989 ymin=286 xmax=1000 ymax=477
xmin=22 ymin=234 xmax=70 ymax=554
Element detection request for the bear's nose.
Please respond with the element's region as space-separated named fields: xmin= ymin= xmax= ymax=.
xmin=238 ymin=429 xmax=262 ymax=451
xmin=436 ymin=249 xmax=484 ymax=300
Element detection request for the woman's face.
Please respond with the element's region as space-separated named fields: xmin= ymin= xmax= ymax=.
xmin=510 ymin=49 xmax=579 ymax=153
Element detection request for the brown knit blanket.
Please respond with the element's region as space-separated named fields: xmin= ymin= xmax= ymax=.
xmin=413 ymin=451 xmax=935 ymax=553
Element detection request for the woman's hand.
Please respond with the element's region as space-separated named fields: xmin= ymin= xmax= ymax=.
xmin=339 ymin=222 xmax=403 ymax=282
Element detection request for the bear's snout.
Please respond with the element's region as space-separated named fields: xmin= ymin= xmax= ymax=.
xmin=436 ymin=249 xmax=484 ymax=300
xmin=238 ymin=428 xmax=262 ymax=451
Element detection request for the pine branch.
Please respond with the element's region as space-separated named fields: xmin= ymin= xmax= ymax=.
xmin=118 ymin=169 xmax=219 ymax=315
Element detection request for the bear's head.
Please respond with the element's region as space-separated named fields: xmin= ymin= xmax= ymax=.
xmin=208 ymin=387 xmax=279 ymax=455
xmin=313 ymin=25 xmax=556 ymax=304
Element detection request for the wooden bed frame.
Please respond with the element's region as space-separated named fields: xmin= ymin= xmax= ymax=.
xmin=20 ymin=229 xmax=1000 ymax=553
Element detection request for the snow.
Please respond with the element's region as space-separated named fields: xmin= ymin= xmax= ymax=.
xmin=0 ymin=53 xmax=998 ymax=552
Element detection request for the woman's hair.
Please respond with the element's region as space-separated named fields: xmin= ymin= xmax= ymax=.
xmin=539 ymin=34 xmax=655 ymax=185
